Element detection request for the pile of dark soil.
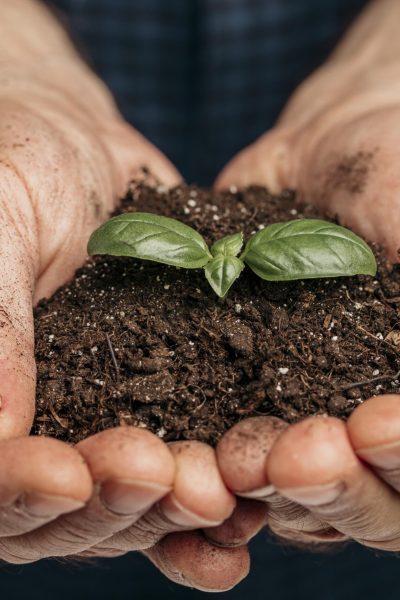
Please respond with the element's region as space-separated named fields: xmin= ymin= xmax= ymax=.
xmin=32 ymin=184 xmax=400 ymax=445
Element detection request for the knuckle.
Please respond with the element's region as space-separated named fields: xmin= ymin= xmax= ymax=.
xmin=94 ymin=503 xmax=185 ymax=555
xmin=77 ymin=546 xmax=127 ymax=559
xmin=375 ymin=467 xmax=400 ymax=491
xmin=313 ymin=498 xmax=372 ymax=529
xmin=269 ymin=522 xmax=347 ymax=546
xmin=0 ymin=539 xmax=35 ymax=564
xmin=358 ymin=533 xmax=400 ymax=552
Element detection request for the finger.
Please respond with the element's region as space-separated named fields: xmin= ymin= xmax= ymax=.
xmin=0 ymin=163 xmax=39 ymax=438
xmin=160 ymin=441 xmax=236 ymax=527
xmin=83 ymin=440 xmax=236 ymax=556
xmin=0 ymin=436 xmax=91 ymax=540
xmin=214 ymin=129 xmax=293 ymax=193
xmin=145 ymin=531 xmax=250 ymax=592
xmin=267 ymin=416 xmax=400 ymax=550
xmin=0 ymin=427 xmax=173 ymax=562
xmin=102 ymin=121 xmax=183 ymax=194
xmin=348 ymin=395 xmax=400 ymax=491
xmin=203 ymin=498 xmax=268 ymax=547
xmin=217 ymin=417 xmax=338 ymax=543
xmin=217 ymin=417 xmax=287 ymax=495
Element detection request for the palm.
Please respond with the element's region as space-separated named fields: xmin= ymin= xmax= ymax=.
xmin=217 ymin=76 xmax=400 ymax=261
xmin=0 ymin=97 xmax=179 ymax=437
xmin=288 ymin=106 xmax=400 ymax=261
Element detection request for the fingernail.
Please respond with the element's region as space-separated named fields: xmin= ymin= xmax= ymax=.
xmin=23 ymin=493 xmax=85 ymax=518
xmin=101 ymin=479 xmax=171 ymax=515
xmin=357 ymin=442 xmax=400 ymax=469
xmin=161 ymin=493 xmax=221 ymax=528
xmin=238 ymin=484 xmax=276 ymax=500
xmin=277 ymin=481 xmax=345 ymax=506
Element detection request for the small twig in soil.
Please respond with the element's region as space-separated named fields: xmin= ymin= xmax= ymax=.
xmin=48 ymin=401 xmax=69 ymax=429
xmin=343 ymin=315 xmax=398 ymax=350
xmin=105 ymin=332 xmax=120 ymax=378
xmin=384 ymin=296 xmax=400 ymax=304
xmin=340 ymin=370 xmax=400 ymax=392
xmin=299 ymin=373 xmax=311 ymax=388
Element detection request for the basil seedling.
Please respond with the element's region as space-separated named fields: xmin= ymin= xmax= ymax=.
xmin=88 ymin=213 xmax=377 ymax=298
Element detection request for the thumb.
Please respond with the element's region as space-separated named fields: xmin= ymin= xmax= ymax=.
xmin=215 ymin=128 xmax=295 ymax=193
xmin=101 ymin=120 xmax=182 ymax=197
xmin=0 ymin=165 xmax=38 ymax=439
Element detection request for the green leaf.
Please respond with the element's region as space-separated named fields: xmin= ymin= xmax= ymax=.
xmin=241 ymin=219 xmax=377 ymax=281
xmin=211 ymin=232 xmax=243 ymax=258
xmin=88 ymin=212 xmax=212 ymax=269
xmin=204 ymin=256 xmax=245 ymax=298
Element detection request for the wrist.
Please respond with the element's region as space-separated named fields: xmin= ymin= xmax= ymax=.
xmin=279 ymin=0 xmax=400 ymax=129
xmin=0 ymin=0 xmax=77 ymax=66
xmin=0 ymin=0 xmax=118 ymax=122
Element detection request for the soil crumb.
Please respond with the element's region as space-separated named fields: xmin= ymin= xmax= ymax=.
xmin=325 ymin=150 xmax=377 ymax=195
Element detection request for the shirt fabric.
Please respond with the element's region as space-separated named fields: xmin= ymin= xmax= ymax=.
xmin=49 ymin=0 xmax=367 ymax=184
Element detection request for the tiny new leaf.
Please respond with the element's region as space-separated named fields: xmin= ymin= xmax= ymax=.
xmin=241 ymin=219 xmax=377 ymax=281
xmin=204 ymin=256 xmax=245 ymax=298
xmin=211 ymin=232 xmax=243 ymax=259
xmin=88 ymin=212 xmax=212 ymax=269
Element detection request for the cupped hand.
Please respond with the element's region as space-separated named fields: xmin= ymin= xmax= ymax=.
xmin=0 ymin=65 xmax=252 ymax=592
xmin=214 ymin=47 xmax=400 ymax=550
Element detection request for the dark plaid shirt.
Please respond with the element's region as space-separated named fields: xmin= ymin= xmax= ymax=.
xmin=49 ymin=0 xmax=367 ymax=183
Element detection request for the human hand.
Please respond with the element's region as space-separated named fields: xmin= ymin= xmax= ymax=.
xmin=214 ymin=19 xmax=400 ymax=550
xmin=0 ymin=60 xmax=255 ymax=592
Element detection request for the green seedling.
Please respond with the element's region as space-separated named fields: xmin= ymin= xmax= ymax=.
xmin=88 ymin=213 xmax=377 ymax=298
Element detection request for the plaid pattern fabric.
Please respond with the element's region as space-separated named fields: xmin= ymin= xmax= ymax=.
xmin=49 ymin=0 xmax=367 ymax=184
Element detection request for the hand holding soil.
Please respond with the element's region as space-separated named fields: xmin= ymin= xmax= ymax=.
xmin=0 ymin=96 xmax=249 ymax=589
xmin=0 ymin=7 xmax=243 ymax=592
xmin=214 ymin=2 xmax=400 ymax=561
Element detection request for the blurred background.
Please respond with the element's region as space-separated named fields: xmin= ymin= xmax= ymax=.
xmin=47 ymin=0 xmax=366 ymax=184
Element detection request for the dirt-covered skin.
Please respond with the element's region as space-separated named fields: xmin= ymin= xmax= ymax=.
xmin=33 ymin=184 xmax=400 ymax=445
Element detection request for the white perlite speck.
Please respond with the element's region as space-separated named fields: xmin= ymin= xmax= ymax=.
xmin=278 ymin=367 xmax=289 ymax=375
